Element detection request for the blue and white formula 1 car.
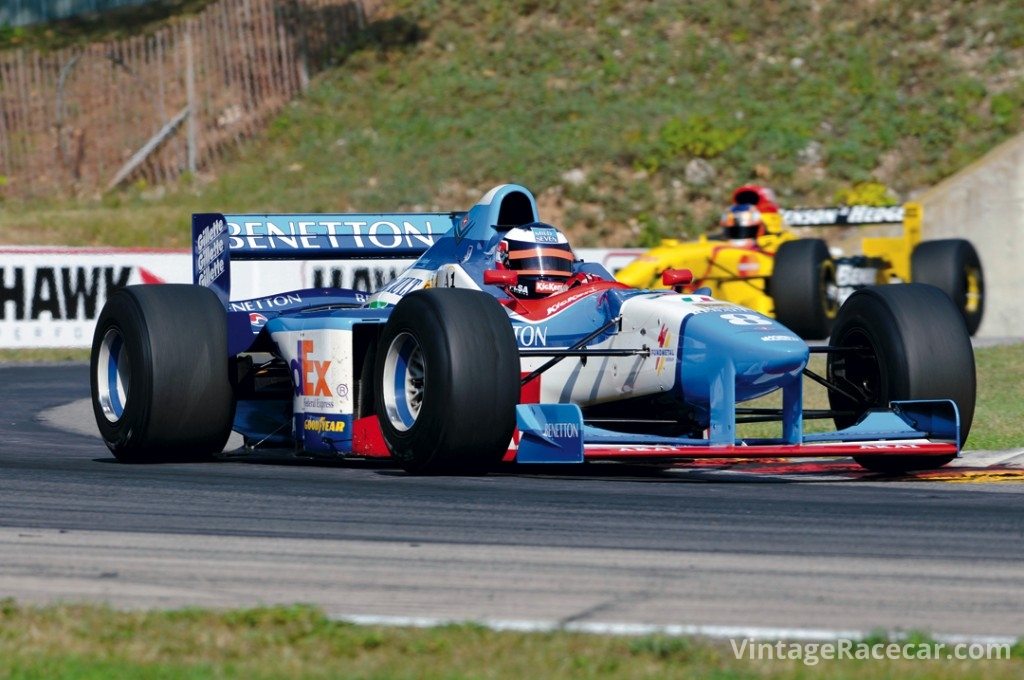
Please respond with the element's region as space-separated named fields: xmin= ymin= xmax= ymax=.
xmin=90 ymin=185 xmax=976 ymax=474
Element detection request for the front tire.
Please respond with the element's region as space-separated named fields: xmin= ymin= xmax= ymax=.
xmin=771 ymin=239 xmax=838 ymax=339
xmin=826 ymin=284 xmax=975 ymax=473
xmin=90 ymin=285 xmax=235 ymax=463
xmin=911 ymin=239 xmax=984 ymax=335
xmin=373 ymin=288 xmax=519 ymax=474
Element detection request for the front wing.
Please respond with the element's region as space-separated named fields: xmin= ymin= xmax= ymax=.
xmin=513 ymin=400 xmax=960 ymax=464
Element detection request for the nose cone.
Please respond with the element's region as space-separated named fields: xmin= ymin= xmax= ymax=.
xmin=680 ymin=311 xmax=809 ymax=403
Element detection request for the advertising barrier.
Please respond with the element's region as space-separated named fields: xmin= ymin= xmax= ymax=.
xmin=0 ymin=247 xmax=643 ymax=348
xmin=0 ymin=248 xmax=188 ymax=348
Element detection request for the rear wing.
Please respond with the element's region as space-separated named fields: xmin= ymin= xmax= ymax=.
xmin=780 ymin=203 xmax=921 ymax=228
xmin=780 ymin=203 xmax=923 ymax=280
xmin=192 ymin=211 xmax=461 ymax=302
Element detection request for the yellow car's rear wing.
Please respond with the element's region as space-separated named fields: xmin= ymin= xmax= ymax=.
xmin=779 ymin=203 xmax=922 ymax=281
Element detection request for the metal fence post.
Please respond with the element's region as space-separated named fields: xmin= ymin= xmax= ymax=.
xmin=185 ymin=26 xmax=198 ymax=174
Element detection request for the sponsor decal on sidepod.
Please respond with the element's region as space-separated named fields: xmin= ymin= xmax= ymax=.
xmin=303 ymin=415 xmax=346 ymax=434
xmin=249 ymin=313 xmax=268 ymax=331
xmin=290 ymin=339 xmax=335 ymax=408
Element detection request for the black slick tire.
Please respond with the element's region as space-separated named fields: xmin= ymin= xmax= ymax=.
xmin=826 ymin=284 xmax=975 ymax=473
xmin=373 ymin=288 xmax=519 ymax=474
xmin=771 ymin=239 xmax=838 ymax=340
xmin=90 ymin=284 xmax=235 ymax=463
xmin=911 ymin=239 xmax=984 ymax=336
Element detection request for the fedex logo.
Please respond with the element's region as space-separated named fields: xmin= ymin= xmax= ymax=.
xmin=290 ymin=340 xmax=332 ymax=397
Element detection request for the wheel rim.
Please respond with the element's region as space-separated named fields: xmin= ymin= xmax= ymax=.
xmin=964 ymin=266 xmax=982 ymax=315
xmin=382 ymin=332 xmax=425 ymax=432
xmin=820 ymin=259 xmax=839 ymax=320
xmin=827 ymin=328 xmax=881 ymax=427
xmin=96 ymin=328 xmax=131 ymax=422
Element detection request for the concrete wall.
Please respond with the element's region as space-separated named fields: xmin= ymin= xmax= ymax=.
xmin=916 ymin=134 xmax=1024 ymax=338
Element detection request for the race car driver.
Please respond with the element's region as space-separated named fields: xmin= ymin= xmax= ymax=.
xmin=497 ymin=222 xmax=598 ymax=298
xmin=717 ymin=184 xmax=784 ymax=243
xmin=718 ymin=203 xmax=766 ymax=246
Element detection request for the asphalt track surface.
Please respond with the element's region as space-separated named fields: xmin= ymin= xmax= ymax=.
xmin=2 ymin=364 xmax=1023 ymax=639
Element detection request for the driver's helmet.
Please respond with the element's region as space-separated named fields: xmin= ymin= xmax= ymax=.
xmin=497 ymin=222 xmax=575 ymax=298
xmin=719 ymin=204 xmax=764 ymax=242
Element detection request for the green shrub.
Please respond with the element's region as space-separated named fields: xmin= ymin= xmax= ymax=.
xmin=834 ymin=182 xmax=899 ymax=206
xmin=643 ymin=116 xmax=747 ymax=171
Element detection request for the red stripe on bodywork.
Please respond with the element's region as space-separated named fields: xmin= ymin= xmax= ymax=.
xmin=509 ymin=280 xmax=631 ymax=321
xmin=583 ymin=442 xmax=958 ymax=460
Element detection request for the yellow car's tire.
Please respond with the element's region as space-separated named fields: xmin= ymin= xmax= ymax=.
xmin=911 ymin=239 xmax=984 ymax=336
xmin=770 ymin=239 xmax=837 ymax=339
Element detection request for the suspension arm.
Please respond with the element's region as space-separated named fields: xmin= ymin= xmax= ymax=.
xmin=520 ymin=315 xmax=623 ymax=386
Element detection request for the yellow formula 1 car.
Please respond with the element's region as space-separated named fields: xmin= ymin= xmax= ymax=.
xmin=616 ymin=185 xmax=984 ymax=338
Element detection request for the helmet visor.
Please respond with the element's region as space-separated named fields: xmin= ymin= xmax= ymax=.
xmin=506 ymin=244 xmax=574 ymax=277
xmin=720 ymin=205 xmax=763 ymax=240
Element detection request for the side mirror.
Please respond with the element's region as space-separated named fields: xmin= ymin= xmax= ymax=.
xmin=484 ymin=269 xmax=518 ymax=286
xmin=661 ymin=268 xmax=694 ymax=289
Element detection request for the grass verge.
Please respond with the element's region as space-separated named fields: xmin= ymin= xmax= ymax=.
xmin=969 ymin=343 xmax=1024 ymax=450
xmin=0 ymin=348 xmax=91 ymax=364
xmin=0 ymin=601 xmax=1020 ymax=679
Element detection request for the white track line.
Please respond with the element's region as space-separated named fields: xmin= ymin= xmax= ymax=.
xmin=338 ymin=615 xmax=1018 ymax=646
xmin=951 ymin=449 xmax=1024 ymax=467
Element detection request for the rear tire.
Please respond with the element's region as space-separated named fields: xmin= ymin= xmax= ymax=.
xmin=911 ymin=239 xmax=984 ymax=335
xmin=826 ymin=284 xmax=975 ymax=473
xmin=374 ymin=288 xmax=519 ymax=474
xmin=90 ymin=284 xmax=235 ymax=463
xmin=771 ymin=239 xmax=838 ymax=339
